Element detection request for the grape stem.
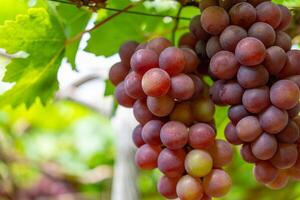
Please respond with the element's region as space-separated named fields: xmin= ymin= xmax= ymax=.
xmin=171 ymin=5 xmax=184 ymax=45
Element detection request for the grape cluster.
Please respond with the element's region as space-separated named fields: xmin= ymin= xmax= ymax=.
xmin=182 ymin=0 xmax=300 ymax=189
xmin=109 ymin=37 xmax=233 ymax=199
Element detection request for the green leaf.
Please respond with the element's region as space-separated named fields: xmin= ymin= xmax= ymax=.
xmin=0 ymin=8 xmax=66 ymax=107
xmin=85 ymin=0 xmax=176 ymax=56
xmin=55 ymin=4 xmax=92 ymax=68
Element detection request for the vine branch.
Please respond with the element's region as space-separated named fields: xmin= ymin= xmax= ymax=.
xmin=171 ymin=5 xmax=184 ymax=45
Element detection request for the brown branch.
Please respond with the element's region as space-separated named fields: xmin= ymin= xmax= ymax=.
xmin=171 ymin=5 xmax=184 ymax=45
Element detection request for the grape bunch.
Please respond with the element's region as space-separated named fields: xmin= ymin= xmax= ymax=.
xmin=180 ymin=0 xmax=300 ymax=189
xmin=109 ymin=37 xmax=233 ymax=200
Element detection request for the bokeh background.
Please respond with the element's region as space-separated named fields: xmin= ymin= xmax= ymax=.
xmin=1 ymin=0 xmax=300 ymax=199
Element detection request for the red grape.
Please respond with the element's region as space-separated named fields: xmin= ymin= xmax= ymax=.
xmin=124 ymin=71 xmax=146 ymax=99
xmin=146 ymin=37 xmax=172 ymax=55
xmin=170 ymin=74 xmax=195 ymax=101
xmin=275 ymin=31 xmax=292 ymax=52
xmin=237 ymin=65 xmax=269 ymax=89
xmin=279 ymin=50 xmax=300 ymax=78
xmin=228 ymin=105 xmax=250 ymax=124
xmin=270 ymin=143 xmax=298 ymax=169
xmin=109 ymin=62 xmax=129 ymax=86
xmin=159 ymin=47 xmax=186 ymax=76
xmin=157 ymin=176 xmax=179 ymax=199
xmin=225 ymin=122 xmax=243 ymax=145
xmin=229 ymin=2 xmax=256 ymax=29
xmin=206 ymin=36 xmax=222 ymax=58
xmin=259 ymin=106 xmax=288 ymax=134
xmin=133 ymin=99 xmax=155 ymax=125
xmin=253 ymin=161 xmax=278 ymax=184
xmin=142 ymin=120 xmax=163 ymax=146
xmin=277 ymin=121 xmax=300 ymax=144
xmin=189 ymin=15 xmax=210 ymax=41
xmin=241 ymin=144 xmax=259 ymax=163
xmin=179 ymin=33 xmax=197 ymax=49
xmin=182 ymin=48 xmax=199 ymax=73
xmin=158 ymin=148 xmax=186 ymax=177
xmin=236 ymin=116 xmax=262 ymax=142
xmin=208 ymin=139 xmax=233 ymax=168
xmin=248 ymin=22 xmax=276 ymax=47
xmin=277 ymin=5 xmax=292 ymax=31
xmin=263 ymin=46 xmax=287 ymax=75
xmin=147 ymin=95 xmax=175 ymax=117
xmin=115 ymin=82 xmax=135 ymax=107
xmin=188 ymin=123 xmax=216 ymax=149
xmin=220 ymin=25 xmax=247 ymax=52
xmin=176 ymin=175 xmax=204 ymax=200
xmin=242 ymin=87 xmax=270 ymax=114
xmin=160 ymin=121 xmax=188 ymax=149
xmin=266 ymin=171 xmax=289 ymax=190
xmin=256 ymin=1 xmax=282 ymax=29
xmin=135 ymin=144 xmax=161 ymax=169
xmin=132 ymin=124 xmax=145 ymax=148
xmin=251 ymin=133 xmax=278 ymax=160
xmin=131 ymin=49 xmax=158 ymax=74
xmin=170 ymin=102 xmax=194 ymax=126
xmin=199 ymin=0 xmax=218 ymax=11
xmin=219 ymin=81 xmax=244 ymax=105
xmin=119 ymin=41 xmax=139 ymax=67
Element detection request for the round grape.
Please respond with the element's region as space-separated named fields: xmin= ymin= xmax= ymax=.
xmin=185 ymin=149 xmax=213 ymax=177
xmin=135 ymin=144 xmax=161 ymax=169
xmin=160 ymin=121 xmax=188 ymax=150
xmin=236 ymin=116 xmax=262 ymax=142
xmin=147 ymin=95 xmax=175 ymax=117
xmin=220 ymin=25 xmax=247 ymax=52
xmin=259 ymin=106 xmax=288 ymax=134
xmin=142 ymin=120 xmax=163 ymax=146
xmin=263 ymin=46 xmax=287 ymax=75
xmin=251 ymin=133 xmax=278 ymax=160
xmin=170 ymin=74 xmax=195 ymax=101
xmin=131 ymin=49 xmax=158 ymax=74
xmin=256 ymin=1 xmax=282 ymax=29
xmin=248 ymin=22 xmax=276 ymax=47
xmin=188 ymin=123 xmax=216 ymax=149
xmin=159 ymin=47 xmax=186 ymax=76
xmin=229 ymin=2 xmax=256 ymax=29
xmin=146 ymin=37 xmax=172 ymax=55
xmin=109 ymin=62 xmax=129 ymax=86
xmin=115 ymin=82 xmax=135 ymax=108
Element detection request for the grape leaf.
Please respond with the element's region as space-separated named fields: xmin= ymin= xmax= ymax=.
xmin=55 ymin=4 xmax=92 ymax=68
xmin=0 ymin=8 xmax=66 ymax=107
xmin=85 ymin=0 xmax=176 ymax=56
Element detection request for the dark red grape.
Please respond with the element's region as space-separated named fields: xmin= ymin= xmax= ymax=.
xmin=179 ymin=33 xmax=197 ymax=49
xmin=135 ymin=42 xmax=147 ymax=51
xmin=275 ymin=31 xmax=292 ymax=52
xmin=210 ymin=80 xmax=225 ymax=105
xmin=251 ymin=133 xmax=278 ymax=160
xmin=190 ymin=75 xmax=204 ymax=98
xmin=141 ymin=120 xmax=163 ymax=146
xmin=220 ymin=25 xmax=247 ymax=52
xmin=279 ymin=50 xmax=300 ymax=78
xmin=236 ymin=116 xmax=262 ymax=142
xmin=160 ymin=121 xmax=188 ymax=149
xmin=235 ymin=37 xmax=266 ymax=66
xmin=170 ymin=74 xmax=195 ymax=101
xmin=208 ymin=139 xmax=233 ymax=168
xmin=206 ymin=36 xmax=222 ymax=58
xmin=195 ymin=40 xmax=208 ymax=59
xmin=225 ymin=122 xmax=243 ymax=145
xmin=248 ymin=22 xmax=276 ymax=47
xmin=132 ymin=124 xmax=145 ymax=148
xmin=158 ymin=148 xmax=186 ymax=177
xmin=228 ymin=105 xmax=250 ymax=124
xmin=266 ymin=171 xmax=289 ymax=190
xmin=259 ymin=106 xmax=289 ymax=134
xmin=229 ymin=2 xmax=256 ymax=29
xmin=256 ymin=1 xmax=282 ymax=29
xmin=203 ymin=169 xmax=232 ymax=198
xmin=248 ymin=0 xmax=269 ymax=6
xmin=133 ymin=99 xmax=155 ymax=125
xmin=124 ymin=71 xmax=146 ymax=99
xmin=189 ymin=15 xmax=210 ymax=41
xmin=288 ymin=103 xmax=300 ymax=118
xmin=142 ymin=68 xmax=171 ymax=97
xmin=241 ymin=144 xmax=259 ymax=163
xmin=192 ymin=98 xmax=215 ymax=122
xmin=277 ymin=121 xmax=300 ymax=144
xmin=277 ymin=5 xmax=292 ymax=31
xmin=237 ymin=65 xmax=269 ymax=89
xmin=159 ymin=47 xmax=186 ymax=76
xmin=115 ymin=82 xmax=135 ymax=107
xmin=201 ymin=6 xmax=230 ymax=35
xmin=219 ymin=0 xmax=247 ymax=10
xmin=199 ymin=0 xmax=218 ymax=11
xmin=263 ymin=46 xmax=287 ymax=75
xmin=146 ymin=37 xmax=172 ymax=55
xmin=109 ymin=62 xmax=129 ymax=86
xmin=219 ymin=81 xmax=244 ymax=105
xmin=210 ymin=51 xmax=239 ymax=80
xmin=242 ymin=87 xmax=270 ymax=114
xmin=185 ymin=149 xmax=213 ymax=177
xmin=270 ymin=80 xmax=300 ymax=110
xmin=188 ymin=123 xmax=216 ymax=149
xmin=270 ymin=143 xmax=298 ymax=169
xmin=157 ymin=176 xmax=179 ymax=199
xmin=131 ymin=49 xmax=158 ymax=74
xmin=170 ymin=102 xmax=194 ymax=126
xmin=135 ymin=144 xmax=161 ymax=169
xmin=287 ymin=75 xmax=300 ymax=88
xmin=119 ymin=41 xmax=139 ymax=67
xmin=147 ymin=95 xmax=175 ymax=117
xmin=182 ymin=48 xmax=199 ymax=73
xmin=254 ymin=161 xmax=278 ymax=184
xmin=176 ymin=175 xmax=204 ymax=200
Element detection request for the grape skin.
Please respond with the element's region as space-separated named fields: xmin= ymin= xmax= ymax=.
xmin=279 ymin=50 xmax=300 ymax=78
xmin=276 ymin=121 xmax=300 ymax=144
xmin=119 ymin=41 xmax=139 ymax=67
xmin=201 ymin=6 xmax=230 ymax=35
xmin=236 ymin=116 xmax=262 ymax=142
xmin=170 ymin=102 xmax=194 ymax=126
xmin=270 ymin=143 xmax=298 ymax=169
xmin=142 ymin=68 xmax=171 ymax=97
xmin=210 ymin=51 xmax=239 ymax=80
xmin=188 ymin=123 xmax=216 ymax=149
xmin=146 ymin=37 xmax=172 ymax=55
xmin=192 ymin=98 xmax=215 ymax=122
xmin=133 ymin=99 xmax=155 ymax=125
xmin=270 ymin=80 xmax=300 ymax=110
xmin=229 ymin=2 xmax=256 ymax=29
xmin=190 ymin=75 xmax=204 ymax=99
xmin=179 ymin=33 xmax=197 ymax=49
xmin=199 ymin=0 xmax=218 ymax=11
xmin=176 ymin=175 xmax=204 ymax=200
xmin=182 ymin=48 xmax=199 ymax=73
xmin=228 ymin=105 xmax=250 ymax=124
xmin=203 ymin=169 xmax=232 ymax=198
xmin=124 ymin=71 xmax=146 ymax=99
xmin=219 ymin=81 xmax=244 ymax=105
xmin=130 ymin=49 xmax=158 ymax=75
xmin=115 ymin=82 xmax=136 ymax=108
xmin=147 ymin=95 xmax=175 ymax=117
xmin=210 ymin=80 xmax=225 ymax=105
xmin=237 ymin=65 xmax=269 ymax=89
xmin=251 ymin=133 xmax=278 ymax=160
xmin=159 ymin=47 xmax=186 ymax=76
xmin=135 ymin=144 xmax=161 ymax=169
xmin=263 ymin=46 xmax=287 ymax=75
xmin=189 ymin=15 xmax=210 ymax=41
xmin=219 ymin=25 xmax=247 ymax=52
xmin=275 ymin=31 xmax=292 ymax=52
xmin=248 ymin=0 xmax=269 ymax=6
xmin=242 ymin=87 xmax=270 ymax=114
xmin=248 ymin=22 xmax=276 ymax=47
xmin=266 ymin=171 xmax=289 ymax=190
xmin=158 ymin=148 xmax=186 ymax=178
xmin=259 ymin=106 xmax=288 ymax=134
xmin=170 ymin=74 xmax=195 ymax=101
xmin=288 ymin=103 xmax=300 ymax=118
xmin=132 ymin=124 xmax=145 ymax=148
xmin=254 ymin=161 xmax=278 ymax=184
xmin=157 ymin=176 xmax=179 ymax=199
xmin=256 ymin=1 xmax=282 ymax=29
xmin=225 ymin=122 xmax=243 ymax=145
xmin=277 ymin=5 xmax=292 ymax=31
xmin=109 ymin=62 xmax=129 ymax=86
xmin=160 ymin=121 xmax=188 ymax=150
xmin=184 ymin=149 xmax=213 ymax=177
xmin=141 ymin=120 xmax=163 ymax=146
xmin=235 ymin=37 xmax=266 ymax=66
xmin=206 ymin=36 xmax=222 ymax=58
xmin=208 ymin=139 xmax=233 ymax=168
xmin=241 ymin=144 xmax=259 ymax=163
